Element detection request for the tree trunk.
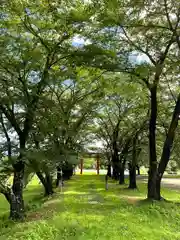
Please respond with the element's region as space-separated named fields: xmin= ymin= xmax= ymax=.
xmin=112 ymin=162 xmax=119 ymax=180
xmin=107 ymin=164 xmax=111 ymax=177
xmin=112 ymin=149 xmax=119 ymax=180
xmin=156 ymin=93 xmax=180 ymax=199
xmin=128 ymin=136 xmax=137 ymax=189
xmin=155 ymin=176 xmax=161 ymax=200
xmin=136 ymin=165 xmax=140 ymax=175
xmin=45 ymin=172 xmax=54 ymax=196
xmin=62 ymin=163 xmax=73 ymax=180
xmin=105 ymin=174 xmax=108 ymax=190
xmin=112 ymin=126 xmax=120 ymax=180
xmin=128 ymin=163 xmax=137 ymax=189
xmin=147 ymin=86 xmax=158 ymax=199
xmin=10 ymin=161 xmax=25 ymax=220
xmin=56 ymin=166 xmax=61 ymax=187
xmin=119 ymin=138 xmax=131 ymax=184
xmin=73 ymin=165 xmax=76 ymax=175
xmin=36 ymin=171 xmax=47 ymax=188
xmin=119 ymin=164 xmax=125 ymax=184
xmin=36 ymin=171 xmax=54 ymax=196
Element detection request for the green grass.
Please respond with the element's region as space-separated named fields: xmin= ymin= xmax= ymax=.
xmin=1 ymin=175 xmax=180 ymax=240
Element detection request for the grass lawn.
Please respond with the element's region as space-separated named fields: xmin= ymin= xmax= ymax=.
xmin=1 ymin=175 xmax=180 ymax=240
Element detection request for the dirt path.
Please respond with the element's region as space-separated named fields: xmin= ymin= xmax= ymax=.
xmin=137 ymin=175 xmax=180 ymax=190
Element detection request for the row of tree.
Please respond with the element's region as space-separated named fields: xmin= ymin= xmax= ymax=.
xmin=0 ymin=0 xmax=179 ymax=220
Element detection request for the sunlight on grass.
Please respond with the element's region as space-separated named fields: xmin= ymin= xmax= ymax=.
xmin=1 ymin=175 xmax=180 ymax=239
xmin=64 ymin=191 xmax=88 ymax=195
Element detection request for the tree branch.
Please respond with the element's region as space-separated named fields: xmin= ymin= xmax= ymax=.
xmin=0 ymin=113 xmax=12 ymax=160
xmin=0 ymin=105 xmax=22 ymax=136
xmin=121 ymin=27 xmax=156 ymax=65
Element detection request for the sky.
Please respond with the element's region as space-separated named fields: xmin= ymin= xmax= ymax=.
xmin=72 ymin=34 xmax=150 ymax=64
xmin=72 ymin=35 xmax=91 ymax=47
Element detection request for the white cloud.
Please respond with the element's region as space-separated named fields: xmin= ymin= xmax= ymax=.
xmin=129 ymin=51 xmax=151 ymax=65
xmin=72 ymin=35 xmax=91 ymax=47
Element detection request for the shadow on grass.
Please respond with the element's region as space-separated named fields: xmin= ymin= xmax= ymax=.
xmin=1 ymin=174 xmax=180 ymax=238
xmin=0 ymin=184 xmax=65 ymax=233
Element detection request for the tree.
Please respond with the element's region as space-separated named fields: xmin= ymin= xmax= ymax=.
xmin=0 ymin=0 xmax=96 ymax=219
xmin=92 ymin=73 xmax=148 ymax=183
xmin=79 ymin=0 xmax=180 ymax=199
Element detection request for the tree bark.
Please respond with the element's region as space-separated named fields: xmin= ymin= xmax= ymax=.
xmin=36 ymin=171 xmax=54 ymax=196
xmin=128 ymin=163 xmax=137 ymax=189
xmin=156 ymin=93 xmax=180 ymax=199
xmin=147 ymin=86 xmax=158 ymax=199
xmin=136 ymin=165 xmax=140 ymax=175
xmin=107 ymin=164 xmax=111 ymax=177
xmin=128 ymin=136 xmax=137 ymax=189
xmin=10 ymin=161 xmax=25 ymax=220
xmin=119 ymin=164 xmax=125 ymax=184
xmin=36 ymin=171 xmax=47 ymax=188
xmin=111 ymin=122 xmax=120 ymax=180
xmin=62 ymin=163 xmax=73 ymax=180
xmin=112 ymin=161 xmax=119 ymax=180
xmin=112 ymin=144 xmax=119 ymax=180
xmin=45 ymin=172 xmax=54 ymax=196
xmin=146 ymin=37 xmax=174 ymax=199
xmin=119 ymin=138 xmax=131 ymax=184
xmin=56 ymin=166 xmax=61 ymax=187
xmin=105 ymin=174 xmax=108 ymax=190
xmin=156 ymin=176 xmax=161 ymax=200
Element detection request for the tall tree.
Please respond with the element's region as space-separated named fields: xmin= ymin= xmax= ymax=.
xmin=82 ymin=0 xmax=180 ymax=199
xmin=0 ymin=0 xmax=95 ymax=219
